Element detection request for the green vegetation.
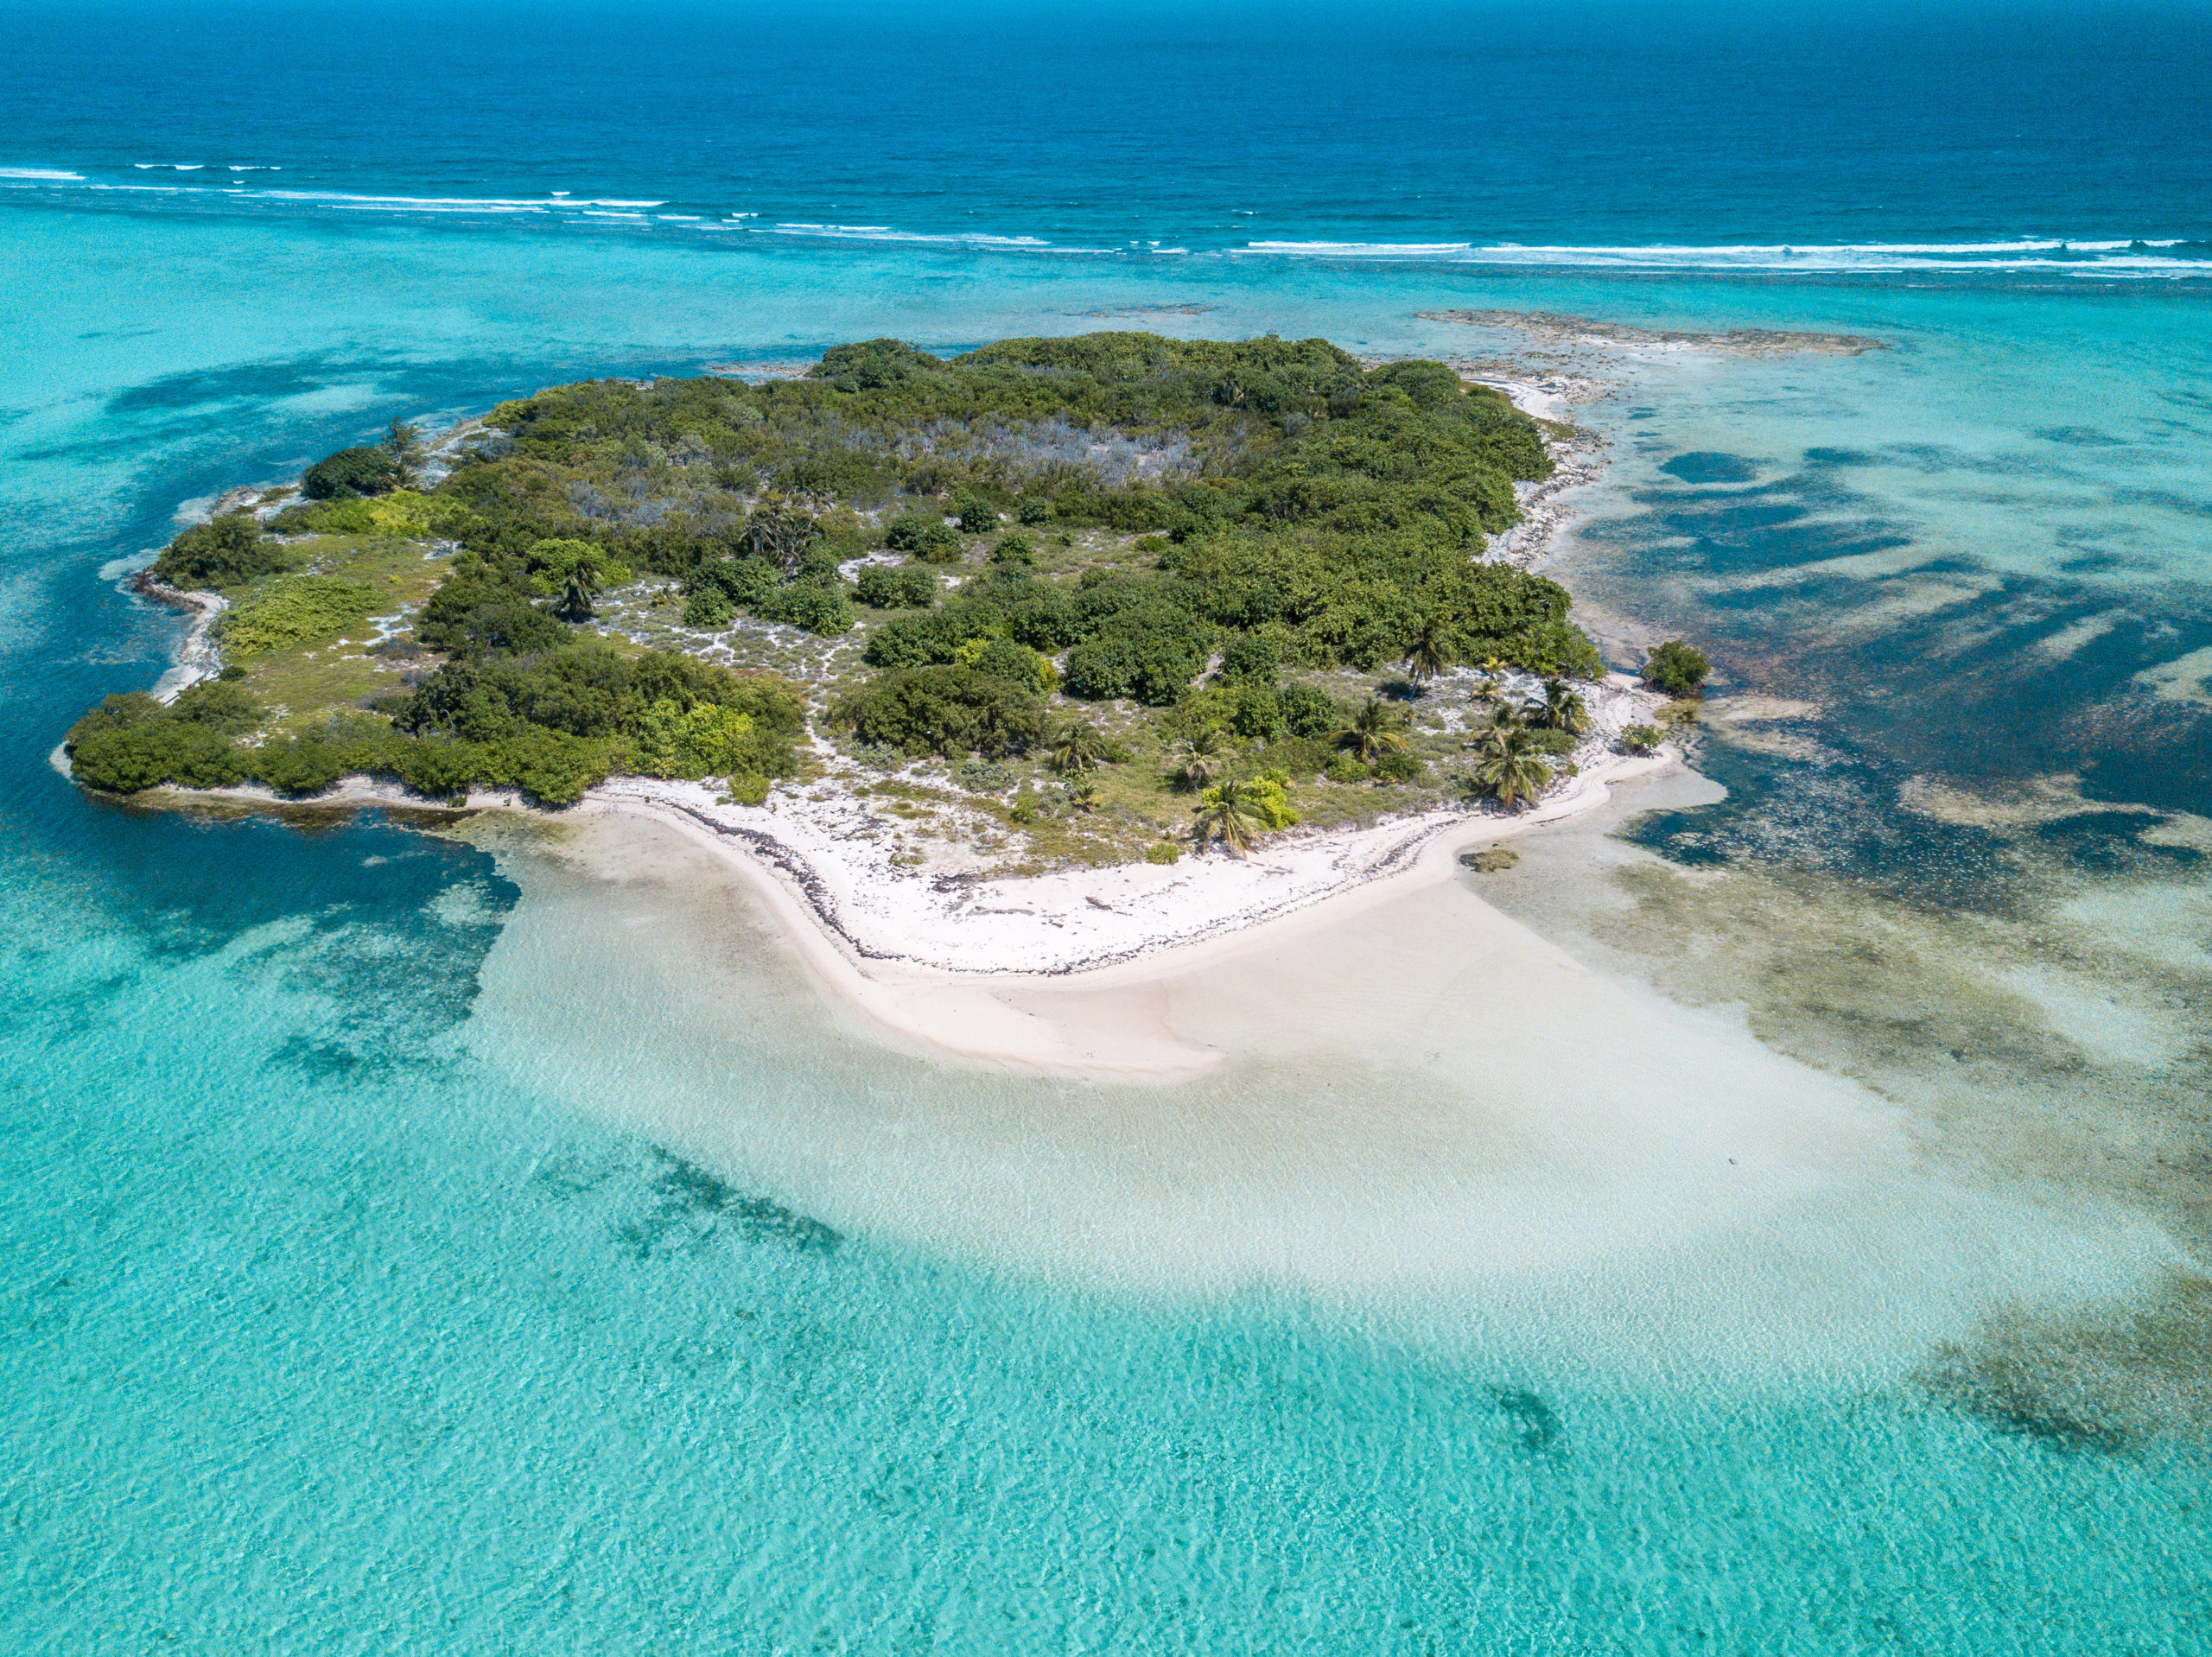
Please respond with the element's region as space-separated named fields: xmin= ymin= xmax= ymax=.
xmin=71 ymin=332 xmax=1610 ymax=854
xmin=836 ymin=665 xmax=1046 ymax=759
xmin=1466 ymin=727 xmax=1552 ymax=809
xmin=217 ymin=575 xmax=380 ymax=657
xmin=152 ymin=512 xmax=291 ymax=590
xmin=1339 ymin=697 xmax=1410 ymax=764
xmin=855 ymin=565 xmax=938 ymax=608
xmin=302 ymin=445 xmax=403 ymax=500
xmin=1192 ymin=772 xmax=1300 ymax=856
xmin=1643 ymin=639 xmax=1710 ymax=695
xmin=1535 ymin=678 xmax=1590 ymax=735
xmin=1620 ymin=722 xmax=1662 ymax=754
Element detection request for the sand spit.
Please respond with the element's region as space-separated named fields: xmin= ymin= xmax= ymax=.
xmin=1422 ymin=308 xmax=1886 ymax=357
xmin=142 ymin=710 xmax=1672 ymax=1077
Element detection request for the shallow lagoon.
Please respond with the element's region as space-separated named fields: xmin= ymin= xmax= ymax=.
xmin=3 ymin=158 xmax=2211 ymax=1655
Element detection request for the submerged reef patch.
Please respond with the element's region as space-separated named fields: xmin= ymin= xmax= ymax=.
xmin=616 ymin=1147 xmax=843 ymax=1261
xmin=1918 ymin=1274 xmax=2212 ymax=1451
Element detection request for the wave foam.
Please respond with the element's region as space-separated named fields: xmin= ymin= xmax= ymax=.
xmin=1241 ymin=238 xmax=2212 ymax=274
xmin=7 ymin=163 xmax=2208 ymax=279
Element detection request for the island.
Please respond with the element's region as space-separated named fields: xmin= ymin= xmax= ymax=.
xmin=66 ymin=332 xmax=1704 ymax=1058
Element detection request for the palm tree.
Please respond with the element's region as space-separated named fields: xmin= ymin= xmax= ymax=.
xmin=554 ymin=561 xmax=604 ymax=621
xmin=1069 ymin=779 xmax=1103 ymax=813
xmin=1468 ymin=727 xmax=1551 ymax=809
xmin=1173 ymin=727 xmax=1228 ymax=790
xmin=1192 ymin=778 xmax=1267 ymax=856
xmin=1339 ymin=697 xmax=1409 ymax=765
xmin=1402 ymin=618 xmax=1455 ymax=687
xmin=1487 ymin=696 xmax=1529 ymax=733
xmin=1536 ymin=678 xmax=1590 ymax=736
xmin=1048 ymin=719 xmax=1112 ymax=774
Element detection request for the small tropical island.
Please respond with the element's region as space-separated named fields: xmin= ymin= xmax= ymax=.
xmin=67 ymin=333 xmax=1706 ymax=1002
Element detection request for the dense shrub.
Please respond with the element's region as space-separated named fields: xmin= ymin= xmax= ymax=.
xmin=215 ymin=575 xmax=379 ymax=656
xmin=391 ymin=644 xmax=803 ymax=784
xmin=1216 ymin=633 xmax=1279 ymax=685
xmin=1643 ymin=639 xmax=1711 ymax=695
xmin=1277 ymin=682 xmax=1338 ymax=739
xmin=951 ymin=489 xmax=1000 ymax=533
xmin=839 ymin=665 xmax=1046 ymax=759
xmin=152 ymin=512 xmax=289 ymax=590
xmin=885 ymin=514 xmax=963 ymax=563
xmin=1062 ymin=629 xmax=1208 ymax=705
xmin=302 ymin=445 xmax=402 ymax=500
xmin=66 ymin=695 xmax=244 ymax=792
xmin=855 ymin=565 xmax=938 ymax=608
xmin=961 ymin=636 xmax=1057 ymax=693
xmin=683 ymin=589 xmax=737 ymax=628
xmin=754 ymin=581 xmax=853 ymax=635
xmin=169 ymin=678 xmax=264 ymax=733
xmin=810 ymin=338 xmax=943 ymax=391
xmin=416 ymin=575 xmax=571 ymax=657
xmin=691 ymin=556 xmax=781 ymax=608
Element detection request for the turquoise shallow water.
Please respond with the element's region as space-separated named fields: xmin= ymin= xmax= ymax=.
xmin=6 ymin=838 xmax=2209 ymax=1653
xmin=4 ymin=10 xmax=2212 ymax=1642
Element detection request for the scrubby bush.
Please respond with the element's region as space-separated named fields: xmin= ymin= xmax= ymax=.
xmin=524 ymin=537 xmax=631 ymax=595
xmin=886 ymin=513 xmax=963 ymax=562
xmin=1620 ymin=722 xmax=1662 ymax=754
xmin=1063 ymin=630 xmax=1207 ymax=705
xmin=152 ymin=512 xmax=289 ymax=590
xmin=683 ymin=589 xmax=736 ymax=628
xmin=630 ymin=699 xmax=768 ymax=780
xmin=690 ymin=556 xmax=782 ymax=608
xmin=754 ymin=581 xmax=853 ymax=635
xmin=170 ymin=678 xmax=263 ymax=733
xmin=1643 ymin=640 xmax=1710 ymax=695
xmin=855 ymin=565 xmax=938 ymax=608
xmin=1277 ymin=682 xmax=1338 ymax=739
xmin=959 ymin=636 xmax=1058 ymax=694
xmin=276 ymin=489 xmax=479 ymax=541
xmin=989 ymin=534 xmax=1035 ymax=568
xmin=810 ymin=338 xmax=942 ymax=391
xmin=951 ymin=489 xmax=1000 ymax=533
xmin=392 ymin=739 xmax=484 ymax=801
xmin=302 ymin=445 xmax=402 ymax=500
xmin=416 ymin=568 xmax=572 ymax=657
xmin=252 ymin=737 xmax=349 ymax=797
xmin=216 ymin=576 xmax=379 ymax=656
xmin=65 ymin=695 xmax=245 ymax=792
xmin=838 ymin=665 xmax=1046 ymax=759
xmin=1215 ymin=633 xmax=1279 ymax=685
xmin=1371 ymin=748 xmax=1427 ymax=783
xmin=1016 ymin=496 xmax=1054 ymax=525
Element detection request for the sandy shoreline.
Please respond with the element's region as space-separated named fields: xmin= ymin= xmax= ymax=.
xmin=139 ymin=716 xmax=1674 ymax=1077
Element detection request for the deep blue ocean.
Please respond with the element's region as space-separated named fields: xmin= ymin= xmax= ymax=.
xmin=3 ymin=3 xmax=2210 ymax=1650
